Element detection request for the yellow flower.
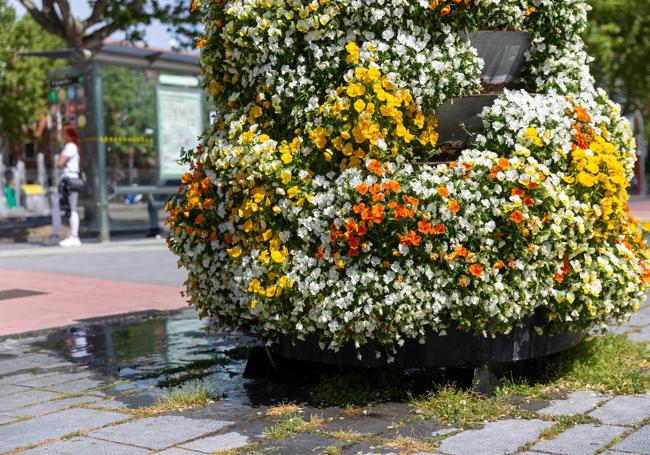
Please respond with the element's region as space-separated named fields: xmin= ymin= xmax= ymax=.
xmin=281 ymin=152 xmax=293 ymax=164
xmin=271 ymin=250 xmax=286 ymax=264
xmin=287 ymin=186 xmax=300 ymax=199
xmin=354 ymin=99 xmax=366 ymax=112
xmin=577 ymin=172 xmax=596 ymax=187
xmin=346 ymin=83 xmax=366 ymax=97
xmin=227 ymin=246 xmax=242 ymax=258
xmin=366 ymin=66 xmax=381 ymax=81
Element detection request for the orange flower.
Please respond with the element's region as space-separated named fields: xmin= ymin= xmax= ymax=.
xmin=196 ymin=38 xmax=207 ymax=49
xmin=523 ymin=196 xmax=534 ymax=207
xmin=511 ymin=187 xmax=526 ymax=197
xmin=418 ymin=220 xmax=434 ymax=235
xmin=509 ymin=210 xmax=524 ymax=224
xmin=497 ymin=157 xmax=510 ymax=169
xmin=400 ymin=231 xmax=422 ymax=246
xmin=454 ymin=246 xmax=468 ymax=257
xmin=369 ymin=183 xmax=381 ymax=194
xmin=387 ymin=180 xmax=401 ymax=192
xmin=356 ymin=183 xmax=368 ymax=195
xmin=433 ymin=224 xmax=446 ymax=235
xmin=368 ymin=159 xmax=382 ymax=176
xmin=437 ymin=186 xmax=450 ymax=197
xmin=469 ymin=263 xmax=484 ymax=278
xmin=404 ymin=195 xmax=419 ymax=207
xmin=194 ymin=215 xmax=204 ymax=225
xmin=494 ymin=260 xmax=505 ymax=270
xmin=448 ymin=199 xmax=460 ymax=214
xmin=315 ymin=247 xmax=324 ymax=261
xmin=458 ymin=275 xmax=470 ymax=287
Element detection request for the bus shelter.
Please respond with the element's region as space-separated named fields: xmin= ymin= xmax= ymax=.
xmin=30 ymin=44 xmax=207 ymax=241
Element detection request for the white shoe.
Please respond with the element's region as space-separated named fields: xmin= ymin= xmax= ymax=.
xmin=59 ymin=236 xmax=82 ymax=247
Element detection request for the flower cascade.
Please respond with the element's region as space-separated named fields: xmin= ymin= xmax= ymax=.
xmin=166 ymin=0 xmax=650 ymax=355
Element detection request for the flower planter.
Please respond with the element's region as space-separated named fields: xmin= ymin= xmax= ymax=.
xmin=269 ymin=318 xmax=582 ymax=369
xmin=469 ymin=30 xmax=531 ymax=85
xmin=435 ymin=94 xmax=498 ymax=145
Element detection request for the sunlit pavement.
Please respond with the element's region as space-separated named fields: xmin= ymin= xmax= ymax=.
xmin=0 ymin=239 xmax=186 ymax=336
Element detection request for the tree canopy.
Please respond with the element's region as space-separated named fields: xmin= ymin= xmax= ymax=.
xmin=18 ymin=0 xmax=201 ymax=49
xmin=584 ymin=0 xmax=650 ymax=127
xmin=0 ymin=1 xmax=63 ymax=146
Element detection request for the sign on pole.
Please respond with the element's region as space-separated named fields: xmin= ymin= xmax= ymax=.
xmin=156 ymin=86 xmax=203 ymax=181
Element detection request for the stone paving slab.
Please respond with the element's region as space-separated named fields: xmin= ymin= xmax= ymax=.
xmin=180 ymin=431 xmax=251 ymax=452
xmin=341 ymin=443 xmax=399 ymax=455
xmin=0 ymin=408 xmax=129 ymax=452
xmin=531 ymin=423 xmax=626 ymax=455
xmin=380 ymin=418 xmax=455 ymax=440
xmin=628 ymin=329 xmax=650 ymax=343
xmin=20 ymin=371 xmax=92 ymax=388
xmin=0 ymin=383 xmax=29 ymax=396
xmin=320 ymin=405 xmax=413 ymax=435
xmin=589 ymin=395 xmax=650 ymax=425
xmin=44 ymin=377 xmax=106 ymax=394
xmin=90 ymin=415 xmax=232 ymax=450
xmin=538 ymin=391 xmax=608 ymax=416
xmin=257 ymin=433 xmax=344 ymax=455
xmin=611 ymin=424 xmax=650 ymax=454
xmin=9 ymin=394 xmax=101 ymax=417
xmin=156 ymin=449 xmax=203 ymax=454
xmin=438 ymin=419 xmax=551 ymax=455
xmin=0 ymin=389 xmax=64 ymax=412
xmin=0 ymin=413 xmax=17 ymax=424
xmin=20 ymin=436 xmax=149 ymax=454
xmin=0 ymin=371 xmax=59 ymax=385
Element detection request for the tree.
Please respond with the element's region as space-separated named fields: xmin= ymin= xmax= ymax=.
xmin=18 ymin=0 xmax=201 ymax=49
xmin=0 ymin=1 xmax=63 ymax=149
xmin=584 ymin=0 xmax=650 ymax=124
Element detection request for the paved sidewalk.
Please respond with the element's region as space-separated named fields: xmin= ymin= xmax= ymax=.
xmin=0 ymin=303 xmax=648 ymax=454
xmin=0 ymin=239 xmax=186 ymax=336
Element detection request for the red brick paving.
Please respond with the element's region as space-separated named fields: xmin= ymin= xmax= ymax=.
xmin=0 ymin=268 xmax=185 ymax=336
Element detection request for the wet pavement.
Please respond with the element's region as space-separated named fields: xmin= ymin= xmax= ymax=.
xmin=0 ymin=306 xmax=649 ymax=454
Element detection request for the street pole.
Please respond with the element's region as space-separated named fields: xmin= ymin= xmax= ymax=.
xmin=91 ymin=63 xmax=110 ymax=242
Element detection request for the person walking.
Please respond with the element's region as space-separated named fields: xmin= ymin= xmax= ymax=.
xmin=48 ymin=123 xmax=83 ymax=247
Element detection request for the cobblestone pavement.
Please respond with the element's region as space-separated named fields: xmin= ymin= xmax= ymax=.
xmin=0 ymin=303 xmax=648 ymax=455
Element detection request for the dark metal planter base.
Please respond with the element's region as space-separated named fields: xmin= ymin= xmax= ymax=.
xmin=267 ymin=321 xmax=583 ymax=370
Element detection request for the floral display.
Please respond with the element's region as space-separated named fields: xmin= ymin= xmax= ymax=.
xmin=167 ymin=0 xmax=650 ymax=356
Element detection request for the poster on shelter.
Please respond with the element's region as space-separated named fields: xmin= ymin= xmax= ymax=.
xmin=156 ymin=87 xmax=203 ymax=180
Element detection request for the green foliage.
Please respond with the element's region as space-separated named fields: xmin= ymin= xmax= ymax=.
xmin=498 ymin=334 xmax=650 ymax=396
xmin=102 ymin=65 xmax=156 ymax=179
xmin=585 ymin=0 xmax=650 ymax=131
xmin=0 ymin=2 xmax=63 ymax=143
xmin=412 ymin=386 xmax=513 ymax=429
xmin=18 ymin=0 xmax=201 ymax=49
xmin=262 ymin=412 xmax=324 ymax=440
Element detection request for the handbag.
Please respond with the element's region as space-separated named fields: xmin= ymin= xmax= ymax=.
xmin=64 ymin=175 xmax=85 ymax=192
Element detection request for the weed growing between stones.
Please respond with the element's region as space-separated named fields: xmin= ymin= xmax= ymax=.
xmin=135 ymin=384 xmax=216 ymax=417
xmin=263 ymin=411 xmax=325 ymax=440
xmin=411 ymin=386 xmax=513 ymax=429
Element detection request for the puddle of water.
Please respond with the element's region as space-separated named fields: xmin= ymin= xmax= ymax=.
xmin=36 ymin=310 xmax=308 ymax=405
xmin=34 ymin=310 xmax=482 ymax=408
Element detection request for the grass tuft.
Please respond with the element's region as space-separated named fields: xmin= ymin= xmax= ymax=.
xmin=384 ymin=435 xmax=436 ymax=454
xmin=539 ymin=414 xmax=601 ymax=439
xmin=265 ymin=403 xmax=301 ymax=417
xmin=497 ymin=334 xmax=650 ymax=397
xmin=263 ymin=412 xmax=324 ymax=440
xmin=135 ymin=384 xmax=216 ymax=417
xmin=411 ymin=385 xmax=513 ymax=428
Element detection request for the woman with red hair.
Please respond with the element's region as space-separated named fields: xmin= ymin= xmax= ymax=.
xmin=48 ymin=123 xmax=82 ymax=247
